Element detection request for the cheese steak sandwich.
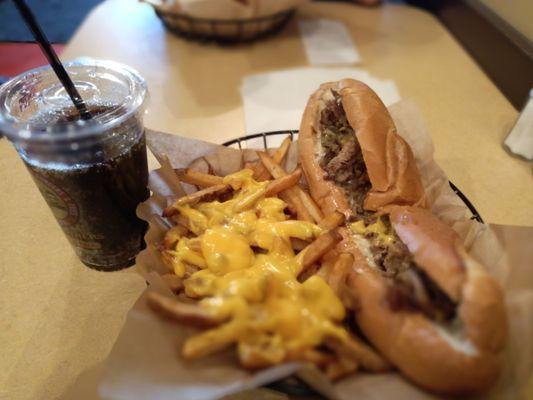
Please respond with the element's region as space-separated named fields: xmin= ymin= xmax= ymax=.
xmin=298 ymin=79 xmax=507 ymax=394
xmin=299 ymin=79 xmax=426 ymax=220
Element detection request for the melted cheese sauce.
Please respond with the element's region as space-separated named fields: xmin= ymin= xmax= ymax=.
xmin=164 ymin=169 xmax=349 ymax=361
xmin=347 ymin=218 xmax=397 ymax=273
xmin=349 ymin=218 xmax=396 ymax=245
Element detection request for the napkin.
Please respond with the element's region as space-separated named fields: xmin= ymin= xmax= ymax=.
xmin=240 ymin=68 xmax=400 ymax=135
xmin=504 ymin=91 xmax=533 ymax=160
xmin=298 ymin=19 xmax=361 ymax=66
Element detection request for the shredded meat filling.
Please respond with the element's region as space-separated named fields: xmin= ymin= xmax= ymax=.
xmin=368 ymin=238 xmax=412 ymax=277
xmin=366 ymin=219 xmax=457 ymax=322
xmin=319 ymin=91 xmax=371 ymax=218
xmin=387 ymin=269 xmax=457 ymax=321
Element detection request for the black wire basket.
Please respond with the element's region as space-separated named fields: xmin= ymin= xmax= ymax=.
xmin=146 ymin=130 xmax=484 ymax=398
xmin=223 ymin=130 xmax=484 ymax=223
xmin=147 ymin=4 xmax=295 ymax=45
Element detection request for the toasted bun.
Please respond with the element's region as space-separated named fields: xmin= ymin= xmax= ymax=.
xmin=299 ymin=82 xmax=352 ymax=217
xmin=299 ymin=80 xmax=506 ymax=393
xmin=298 ymin=79 xmax=426 ymax=219
xmin=388 ymin=206 xmax=465 ymax=302
xmin=339 ymin=207 xmax=507 ymax=394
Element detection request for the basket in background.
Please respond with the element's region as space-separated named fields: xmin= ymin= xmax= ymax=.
xmin=142 ymin=0 xmax=295 ymax=44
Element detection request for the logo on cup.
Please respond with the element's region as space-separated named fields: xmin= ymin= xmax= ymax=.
xmin=33 ymin=172 xmax=80 ymax=226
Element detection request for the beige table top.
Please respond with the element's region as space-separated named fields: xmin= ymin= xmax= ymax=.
xmin=1 ymin=1 xmax=531 ymax=399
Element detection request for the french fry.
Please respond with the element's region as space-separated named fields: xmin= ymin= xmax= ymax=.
xmin=278 ymin=189 xmax=313 ymax=222
xmin=163 ymin=250 xmax=203 ymax=277
xmin=257 ymin=151 xmax=322 ymax=222
xmin=264 ymin=168 xmax=302 ymax=197
xmin=249 ymin=160 xmax=271 ymax=182
xmin=183 ymin=263 xmax=202 ymax=279
xmin=284 ymin=348 xmax=333 ymax=367
xmin=183 ymin=322 xmax=242 ymax=359
xmin=146 ymin=292 xmax=220 ymax=328
xmin=271 ymin=236 xmax=295 ymax=257
xmin=285 ymin=202 xmax=297 ymax=215
xmin=244 ymin=161 xmax=256 ymax=171
xmin=170 ymin=213 xmax=189 ymax=229
xmin=297 ymin=230 xmax=342 ymax=274
xmin=274 ymin=136 xmax=292 ymax=162
xmin=325 ymin=356 xmax=359 ymax=381
xmin=300 ymin=349 xmax=334 ymax=367
xmin=325 ymin=335 xmax=391 ymax=373
xmin=293 ymin=188 xmax=321 ymax=223
xmin=257 ymin=151 xmax=288 ymax=179
xmin=238 ymin=336 xmax=286 ymax=369
xmin=187 ymin=238 xmax=202 ymax=253
xmin=174 ymin=168 xmax=224 ymax=187
xmin=239 ymin=347 xmax=283 ymax=369
xmin=233 ymin=186 xmax=268 ymax=212
xmin=326 ymin=253 xmax=354 ymax=306
xmin=291 ymin=237 xmax=310 ymax=252
xmin=254 ymin=136 xmax=292 ymax=181
xmin=298 ymin=263 xmax=322 ymax=282
xmin=163 ymin=184 xmax=229 ymax=217
xmin=163 ymin=224 xmax=188 ymax=249
xmin=176 ymin=292 xmax=195 ymax=303
xmin=258 ymin=152 xmax=313 ymax=222
xmin=160 ymin=249 xmax=178 ymax=272
xmin=296 ymin=188 xmax=323 ymax=223
xmin=179 ymin=247 xmax=206 ymax=269
xmin=319 ymin=211 xmax=346 ymax=231
xmin=160 ymin=273 xmax=184 ymax=293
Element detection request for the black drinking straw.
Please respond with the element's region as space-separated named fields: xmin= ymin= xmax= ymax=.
xmin=13 ymin=0 xmax=92 ymax=120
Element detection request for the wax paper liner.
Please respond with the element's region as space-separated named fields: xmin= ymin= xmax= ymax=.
xmin=99 ymin=100 xmax=533 ymax=400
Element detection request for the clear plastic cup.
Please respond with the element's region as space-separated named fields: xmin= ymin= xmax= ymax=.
xmin=0 ymin=59 xmax=149 ymax=271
